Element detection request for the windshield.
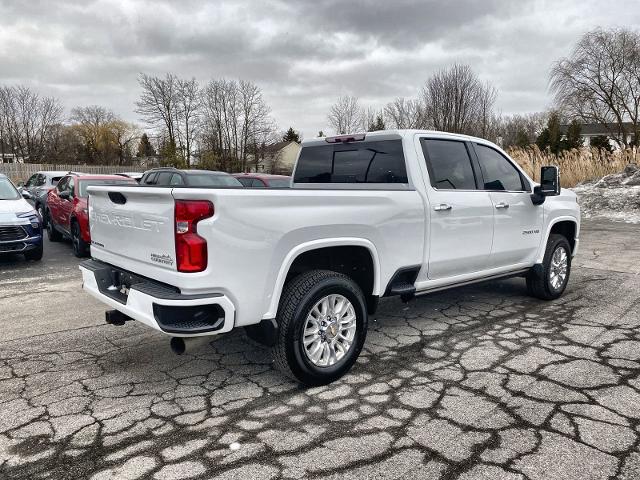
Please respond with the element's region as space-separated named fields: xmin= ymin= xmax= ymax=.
xmin=79 ymin=179 xmax=135 ymax=197
xmin=0 ymin=178 xmax=21 ymax=200
xmin=187 ymin=174 xmax=242 ymax=187
xmin=267 ymin=178 xmax=291 ymax=188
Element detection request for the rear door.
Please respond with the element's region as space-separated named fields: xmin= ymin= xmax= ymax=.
xmin=472 ymin=143 xmax=543 ymax=267
xmin=420 ymin=138 xmax=494 ymax=279
xmin=88 ymin=186 xmax=177 ymax=271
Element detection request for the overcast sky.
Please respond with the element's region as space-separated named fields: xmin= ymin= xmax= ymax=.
xmin=1 ymin=0 xmax=640 ymax=138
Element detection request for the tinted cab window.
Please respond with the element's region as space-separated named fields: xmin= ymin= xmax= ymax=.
xmin=294 ymin=140 xmax=407 ymax=184
xmin=421 ymin=139 xmax=477 ymax=190
xmin=474 ymin=144 xmax=526 ymax=191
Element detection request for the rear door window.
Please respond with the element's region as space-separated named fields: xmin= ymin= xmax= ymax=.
xmin=237 ymin=177 xmax=254 ymax=187
xmin=421 ymin=139 xmax=477 ymax=190
xmin=294 ymin=140 xmax=407 ymax=184
xmin=169 ymin=174 xmax=184 ymax=186
xmin=155 ymin=172 xmax=173 ymax=185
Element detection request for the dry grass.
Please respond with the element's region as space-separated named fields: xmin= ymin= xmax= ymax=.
xmin=508 ymin=146 xmax=638 ymax=187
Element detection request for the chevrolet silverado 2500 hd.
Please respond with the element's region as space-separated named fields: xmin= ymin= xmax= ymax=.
xmin=80 ymin=130 xmax=580 ymax=385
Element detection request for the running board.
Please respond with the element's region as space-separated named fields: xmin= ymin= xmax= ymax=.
xmin=414 ymin=268 xmax=531 ymax=297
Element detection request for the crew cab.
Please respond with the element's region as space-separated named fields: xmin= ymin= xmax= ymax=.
xmin=80 ymin=130 xmax=580 ymax=385
xmin=46 ymin=174 xmax=136 ymax=257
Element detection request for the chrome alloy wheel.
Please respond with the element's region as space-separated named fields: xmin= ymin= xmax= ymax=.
xmin=302 ymin=294 xmax=357 ymax=367
xmin=549 ymin=246 xmax=568 ymax=290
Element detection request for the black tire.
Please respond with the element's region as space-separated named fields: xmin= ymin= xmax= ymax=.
xmin=46 ymin=210 xmax=62 ymax=242
xmin=526 ymin=234 xmax=572 ymax=300
xmin=71 ymin=221 xmax=89 ymax=258
xmin=272 ymin=269 xmax=368 ymax=386
xmin=24 ymin=244 xmax=43 ymax=261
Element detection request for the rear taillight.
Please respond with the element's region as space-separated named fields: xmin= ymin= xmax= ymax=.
xmin=175 ymin=200 xmax=214 ymax=273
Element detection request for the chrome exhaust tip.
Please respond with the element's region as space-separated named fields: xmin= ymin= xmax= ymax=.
xmin=169 ymin=336 xmax=212 ymax=355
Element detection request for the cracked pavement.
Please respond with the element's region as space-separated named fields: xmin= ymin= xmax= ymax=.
xmin=1 ymin=219 xmax=640 ymax=479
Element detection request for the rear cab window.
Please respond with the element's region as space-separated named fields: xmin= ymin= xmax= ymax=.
xmin=294 ymin=139 xmax=408 ymax=185
xmin=421 ymin=139 xmax=477 ymax=190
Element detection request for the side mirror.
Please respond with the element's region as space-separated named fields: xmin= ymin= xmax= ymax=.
xmin=531 ymin=166 xmax=561 ymax=205
xmin=21 ymin=190 xmax=32 ymax=200
xmin=59 ymin=191 xmax=71 ymax=200
xmin=17 ymin=182 xmax=24 ymax=188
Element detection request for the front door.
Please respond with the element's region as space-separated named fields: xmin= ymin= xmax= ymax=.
xmin=420 ymin=138 xmax=494 ymax=280
xmin=471 ymin=143 xmax=543 ymax=267
xmin=58 ymin=177 xmax=75 ymax=233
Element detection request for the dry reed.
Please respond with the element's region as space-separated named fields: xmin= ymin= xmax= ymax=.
xmin=507 ymin=146 xmax=638 ymax=187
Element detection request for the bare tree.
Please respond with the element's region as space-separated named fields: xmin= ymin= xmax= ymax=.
xmin=0 ymin=85 xmax=63 ymax=162
xmin=551 ymin=28 xmax=640 ymax=148
xmin=327 ymin=95 xmax=362 ymax=134
xmin=383 ymin=97 xmax=427 ymax=129
xmin=201 ymin=79 xmax=275 ymax=171
xmin=175 ymin=77 xmax=200 ymax=165
xmin=135 ymin=73 xmax=180 ymax=147
xmin=421 ymin=64 xmax=497 ymax=137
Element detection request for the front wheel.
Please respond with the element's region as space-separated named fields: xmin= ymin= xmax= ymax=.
xmin=46 ymin=210 xmax=62 ymax=242
xmin=272 ymin=270 xmax=368 ymax=386
xmin=24 ymin=244 xmax=43 ymax=261
xmin=527 ymin=234 xmax=572 ymax=300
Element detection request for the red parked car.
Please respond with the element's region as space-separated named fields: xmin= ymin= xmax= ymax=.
xmin=233 ymin=173 xmax=291 ymax=188
xmin=46 ymin=174 xmax=136 ymax=257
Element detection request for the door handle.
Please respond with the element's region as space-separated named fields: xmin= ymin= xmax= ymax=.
xmin=495 ymin=202 xmax=509 ymax=209
xmin=434 ymin=203 xmax=452 ymax=211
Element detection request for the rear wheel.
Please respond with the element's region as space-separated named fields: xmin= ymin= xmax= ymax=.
xmin=71 ymin=221 xmax=89 ymax=257
xmin=527 ymin=234 xmax=571 ymax=300
xmin=46 ymin=210 xmax=62 ymax=242
xmin=272 ymin=269 xmax=368 ymax=386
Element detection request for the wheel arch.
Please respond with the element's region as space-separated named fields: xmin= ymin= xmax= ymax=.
xmin=536 ymin=216 xmax=579 ymax=263
xmin=264 ymin=238 xmax=381 ymax=320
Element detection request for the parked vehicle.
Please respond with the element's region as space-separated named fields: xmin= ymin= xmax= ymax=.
xmin=46 ymin=174 xmax=136 ymax=257
xmin=116 ymin=172 xmax=144 ymax=182
xmin=0 ymin=174 xmax=43 ymax=261
xmin=139 ymin=168 xmax=242 ymax=187
xmin=18 ymin=171 xmax=76 ymax=224
xmin=233 ymin=173 xmax=292 ymax=188
xmin=81 ymin=130 xmax=580 ymax=385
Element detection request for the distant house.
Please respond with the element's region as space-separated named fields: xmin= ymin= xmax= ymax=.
xmin=560 ymin=122 xmax=637 ymax=149
xmin=250 ymin=141 xmax=301 ymax=174
xmin=0 ymin=153 xmax=24 ymax=164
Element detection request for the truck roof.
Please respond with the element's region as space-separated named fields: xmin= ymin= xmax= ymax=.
xmin=301 ymin=129 xmax=498 ymax=148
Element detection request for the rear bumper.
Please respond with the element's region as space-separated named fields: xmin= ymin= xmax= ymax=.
xmin=80 ymin=259 xmax=235 ymax=336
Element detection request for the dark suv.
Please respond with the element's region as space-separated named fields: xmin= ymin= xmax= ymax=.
xmin=140 ymin=168 xmax=242 ymax=187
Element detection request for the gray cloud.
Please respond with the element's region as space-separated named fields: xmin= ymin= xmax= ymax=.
xmin=1 ymin=0 xmax=639 ymax=137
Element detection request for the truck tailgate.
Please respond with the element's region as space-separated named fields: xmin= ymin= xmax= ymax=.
xmin=88 ymin=186 xmax=177 ymax=271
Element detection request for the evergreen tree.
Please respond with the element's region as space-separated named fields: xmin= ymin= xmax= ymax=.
xmin=282 ymin=127 xmax=301 ymax=143
xmin=590 ymin=135 xmax=613 ymax=152
xmin=136 ymin=133 xmax=156 ymax=157
xmin=536 ymin=112 xmax=563 ymax=154
xmin=368 ymin=114 xmax=386 ymax=132
xmin=563 ymin=119 xmax=583 ymax=150
xmin=514 ymin=129 xmax=530 ymax=148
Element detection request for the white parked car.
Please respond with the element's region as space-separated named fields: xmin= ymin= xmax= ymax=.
xmin=80 ymin=130 xmax=580 ymax=385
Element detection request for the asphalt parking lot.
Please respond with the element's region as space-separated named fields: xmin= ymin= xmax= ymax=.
xmin=1 ymin=220 xmax=640 ymax=480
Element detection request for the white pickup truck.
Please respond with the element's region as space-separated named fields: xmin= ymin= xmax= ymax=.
xmin=81 ymin=130 xmax=580 ymax=385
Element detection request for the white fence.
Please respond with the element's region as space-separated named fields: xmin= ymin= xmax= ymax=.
xmin=0 ymin=164 xmax=140 ymax=183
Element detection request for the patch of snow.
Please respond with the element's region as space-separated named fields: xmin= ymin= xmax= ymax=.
xmin=573 ymin=164 xmax=640 ymax=224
